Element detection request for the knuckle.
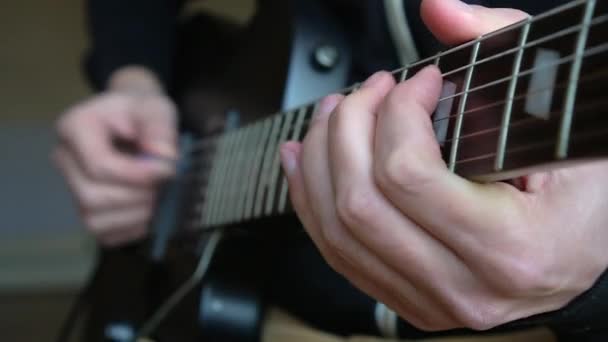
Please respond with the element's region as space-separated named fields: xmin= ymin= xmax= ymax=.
xmin=450 ymin=298 xmax=507 ymax=331
xmin=83 ymin=215 xmax=103 ymax=234
xmin=322 ymin=227 xmax=350 ymax=261
xmin=85 ymin=161 xmax=112 ymax=181
xmin=78 ymin=188 xmax=101 ymax=211
xmin=324 ymin=253 xmax=346 ymax=275
xmin=383 ymin=90 xmax=403 ymax=113
xmin=55 ymin=113 xmax=76 ymax=138
xmin=335 ymin=188 xmax=376 ymax=228
xmin=130 ymin=226 xmax=149 ymax=241
xmin=491 ymin=252 xmax=558 ymax=297
xmin=140 ymin=206 xmax=154 ymax=223
xmin=333 ymin=98 xmax=358 ymax=118
xmin=376 ymin=150 xmax=431 ymax=195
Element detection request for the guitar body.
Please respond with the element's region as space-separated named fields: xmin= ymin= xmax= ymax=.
xmin=80 ymin=1 xmax=353 ymax=341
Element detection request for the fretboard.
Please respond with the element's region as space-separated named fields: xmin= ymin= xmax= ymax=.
xmin=185 ymin=0 xmax=608 ymax=231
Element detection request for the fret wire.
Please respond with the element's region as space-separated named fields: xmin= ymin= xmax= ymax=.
xmin=224 ymin=126 xmax=250 ymax=223
xmin=201 ymin=97 xmax=606 ymax=230
xmin=265 ymin=110 xmax=297 ymax=215
xmin=212 ymin=39 xmax=608 ymax=155
xmin=495 ymin=18 xmax=531 ymax=171
xmin=217 ymin=130 xmax=239 ymax=224
xmin=203 ymin=136 xmax=228 ymax=227
xmin=187 ymin=9 xmax=607 ymax=162
xmin=399 ymin=67 xmax=409 ymax=82
xmin=278 ymin=106 xmax=308 ymax=213
xmin=434 ymin=55 xmax=441 ymax=66
xmin=187 ymin=13 xmax=608 ymax=158
xmin=211 ymin=131 xmax=234 ymax=225
xmin=445 ymin=97 xmax=608 ymax=157
xmin=192 ymin=29 xmax=608 ymax=166
xmin=438 ymin=15 xmax=608 ymax=81
xmin=437 ymin=39 xmax=608 ymax=108
xmin=456 ymin=127 xmax=608 ymax=166
xmin=211 ymin=130 xmax=239 ymax=225
xmin=387 ymin=0 xmax=588 ymax=77
xmin=224 ymin=125 xmax=252 ymax=223
xmin=244 ymin=118 xmax=273 ymax=220
xmin=253 ymin=114 xmax=284 ymax=218
xmin=435 ymin=48 xmax=608 ymax=129
xmin=449 ymin=40 xmax=480 ymax=171
xmin=236 ymin=123 xmax=261 ymax=220
xmin=299 ymin=67 xmax=608 ymax=148
xmin=202 ymin=135 xmax=228 ymax=227
xmin=209 ymin=133 xmax=230 ymax=226
xmin=199 ymin=146 xmax=216 ymax=226
xmin=557 ymin=0 xmax=596 ymax=159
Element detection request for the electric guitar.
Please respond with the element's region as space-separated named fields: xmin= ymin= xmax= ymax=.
xmin=63 ymin=0 xmax=608 ymax=341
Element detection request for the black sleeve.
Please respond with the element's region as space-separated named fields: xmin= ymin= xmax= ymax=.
xmin=84 ymin=0 xmax=184 ymax=91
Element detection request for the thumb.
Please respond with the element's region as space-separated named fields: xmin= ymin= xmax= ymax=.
xmin=135 ymin=96 xmax=179 ymax=160
xmin=421 ymin=0 xmax=529 ymax=46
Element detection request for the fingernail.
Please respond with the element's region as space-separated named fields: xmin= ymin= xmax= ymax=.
xmin=314 ymin=94 xmax=341 ymax=119
xmin=451 ymin=0 xmax=473 ymax=12
xmin=280 ymin=145 xmax=298 ymax=175
xmin=361 ymin=72 xmax=385 ymax=88
xmin=150 ymin=143 xmax=178 ymax=159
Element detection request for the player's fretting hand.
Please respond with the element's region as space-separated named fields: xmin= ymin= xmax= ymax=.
xmin=281 ymin=0 xmax=608 ymax=331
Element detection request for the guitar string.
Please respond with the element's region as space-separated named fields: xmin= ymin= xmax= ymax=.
xmin=291 ymin=67 xmax=608 ymax=144
xmin=184 ymin=93 xmax=606 ymax=210
xmin=186 ymin=9 xmax=607 ymax=152
xmin=438 ymin=14 xmax=607 ymax=80
xmin=454 ymin=127 xmax=608 ymax=165
xmin=393 ymin=0 xmax=590 ymax=71
xmin=186 ymin=123 xmax=608 ymax=232
xmin=443 ymin=96 xmax=608 ymax=145
xmin=186 ymin=57 xmax=608 ymax=173
xmin=188 ymin=36 xmax=608 ymax=156
xmin=183 ymin=87 xmax=607 ymax=224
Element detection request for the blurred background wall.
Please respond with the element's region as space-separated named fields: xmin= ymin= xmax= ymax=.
xmin=0 ymin=0 xmax=253 ymax=340
xmin=0 ymin=0 xmax=94 ymax=340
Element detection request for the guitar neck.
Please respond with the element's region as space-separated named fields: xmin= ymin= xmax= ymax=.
xmin=185 ymin=0 xmax=608 ymax=231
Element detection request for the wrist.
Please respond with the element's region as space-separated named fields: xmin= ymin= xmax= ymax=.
xmin=107 ymin=66 xmax=165 ymax=96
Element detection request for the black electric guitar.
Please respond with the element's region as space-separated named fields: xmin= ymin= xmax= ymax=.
xmin=63 ymin=0 xmax=608 ymax=341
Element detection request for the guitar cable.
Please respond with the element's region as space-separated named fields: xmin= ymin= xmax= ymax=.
xmin=135 ymin=229 xmax=224 ymax=341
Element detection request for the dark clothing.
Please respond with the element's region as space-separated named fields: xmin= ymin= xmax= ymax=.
xmin=84 ymin=0 xmax=608 ymax=339
xmin=85 ymin=0 xmax=568 ymax=91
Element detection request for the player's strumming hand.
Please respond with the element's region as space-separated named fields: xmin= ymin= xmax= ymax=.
xmin=280 ymin=0 xmax=608 ymax=331
xmin=53 ymin=66 xmax=178 ymax=247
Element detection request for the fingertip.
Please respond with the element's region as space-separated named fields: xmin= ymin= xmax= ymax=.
xmin=398 ymin=65 xmax=443 ymax=114
xmin=421 ymin=0 xmax=528 ymax=45
xmin=143 ymin=160 xmax=177 ymax=180
xmin=417 ymin=65 xmax=443 ymax=80
xmin=315 ymin=94 xmax=344 ymax=119
xmin=421 ymin=0 xmax=475 ymax=45
xmin=144 ymin=142 xmax=179 ymax=160
xmin=280 ymin=142 xmax=302 ymax=176
xmin=361 ymin=71 xmax=396 ymax=89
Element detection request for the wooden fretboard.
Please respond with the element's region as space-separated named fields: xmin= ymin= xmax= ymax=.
xmin=184 ymin=0 xmax=608 ymax=231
